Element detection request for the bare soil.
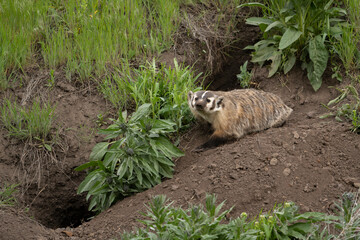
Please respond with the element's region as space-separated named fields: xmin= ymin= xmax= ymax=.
xmin=1 ymin=11 xmax=360 ymax=240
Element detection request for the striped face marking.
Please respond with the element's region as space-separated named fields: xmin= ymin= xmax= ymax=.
xmin=188 ymin=90 xmax=222 ymax=113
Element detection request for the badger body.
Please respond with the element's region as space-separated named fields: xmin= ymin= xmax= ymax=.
xmin=187 ymin=89 xmax=293 ymax=148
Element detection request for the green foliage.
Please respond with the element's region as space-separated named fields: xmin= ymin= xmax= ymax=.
xmin=119 ymin=194 xmax=342 ymax=240
xmin=237 ymin=61 xmax=253 ymax=88
xmin=332 ymin=192 xmax=360 ymax=239
xmin=239 ymin=0 xmax=347 ymax=91
xmin=100 ymin=59 xmax=202 ymax=131
xmin=330 ymin=23 xmax=360 ymax=71
xmin=322 ymin=85 xmax=360 ymax=133
xmin=1 ymin=0 xmax=181 ymax=83
xmin=76 ymin=104 xmax=184 ymax=213
xmin=0 ymin=99 xmax=55 ymax=141
xmin=0 ymin=183 xmax=18 ymax=207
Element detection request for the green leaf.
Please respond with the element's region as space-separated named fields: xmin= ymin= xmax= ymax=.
xmin=117 ymin=160 xmax=128 ymax=179
xmin=77 ymin=170 xmax=102 ymax=193
xmin=287 ymin=229 xmax=306 ymax=239
xmin=155 ymin=136 xmax=184 ymax=159
xmin=130 ymin=103 xmax=151 ymax=123
xmin=44 ymin=144 xmax=52 ymax=151
xmin=252 ymin=46 xmax=277 ymax=63
xmin=75 ymin=160 xmax=99 ymax=171
xmin=245 ymin=17 xmax=273 ymax=26
xmin=90 ymin=142 xmax=110 ymax=162
xmin=279 ymin=28 xmax=302 ymax=50
xmin=265 ymin=21 xmax=284 ymax=32
xmin=308 ymin=35 xmax=329 ymax=91
xmin=268 ymin=51 xmax=282 ymax=77
xmin=283 ymin=53 xmax=296 ymax=74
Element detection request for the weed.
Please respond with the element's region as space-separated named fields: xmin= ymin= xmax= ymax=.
xmin=76 ymin=104 xmax=184 ymax=213
xmin=321 ymin=85 xmax=360 ymax=132
xmin=331 ymin=23 xmax=360 ymax=71
xmin=236 ymin=60 xmax=253 ymax=88
xmin=100 ymin=59 xmax=202 ymax=131
xmin=0 ymin=99 xmax=55 ymax=141
xmin=0 ymin=183 xmax=18 ymax=207
xmin=239 ymin=0 xmax=348 ymax=91
xmin=119 ymin=194 xmax=341 ymax=239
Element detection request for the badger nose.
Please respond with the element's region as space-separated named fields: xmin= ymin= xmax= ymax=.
xmin=195 ymin=104 xmax=203 ymax=109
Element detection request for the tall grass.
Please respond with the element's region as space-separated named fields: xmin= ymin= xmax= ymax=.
xmin=100 ymin=59 xmax=202 ymax=131
xmin=0 ymin=99 xmax=55 ymax=141
xmin=0 ymin=0 xmax=47 ymax=87
xmin=0 ymin=0 xmax=182 ymax=84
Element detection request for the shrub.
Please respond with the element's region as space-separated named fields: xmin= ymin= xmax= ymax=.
xmin=237 ymin=60 xmax=253 ymax=88
xmin=322 ymin=85 xmax=360 ymax=133
xmin=76 ymin=104 xmax=184 ymax=213
xmin=119 ymin=194 xmax=344 ymax=239
xmin=239 ymin=0 xmax=347 ymax=91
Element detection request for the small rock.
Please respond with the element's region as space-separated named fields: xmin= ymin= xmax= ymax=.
xmin=270 ymin=158 xmax=278 ymax=166
xmin=293 ymin=131 xmax=300 ymax=139
xmin=302 ymin=206 xmax=310 ymax=212
xmin=354 ymin=183 xmax=360 ymax=188
xmin=171 ymin=185 xmax=179 ymax=191
xmin=306 ymin=111 xmax=316 ymax=119
xmin=57 ymin=81 xmax=75 ymax=92
xmin=343 ymin=177 xmax=358 ymax=184
xmin=283 ymin=168 xmax=291 ymax=176
xmin=208 ymin=163 xmax=217 ymax=169
xmin=230 ymin=173 xmax=237 ymax=179
xmin=62 ymin=231 xmax=73 ymax=237
xmin=199 ymin=168 xmax=205 ymax=175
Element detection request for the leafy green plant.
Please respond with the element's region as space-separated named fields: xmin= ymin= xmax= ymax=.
xmin=321 ymin=85 xmax=360 ymax=132
xmin=0 ymin=99 xmax=55 ymax=141
xmin=76 ymin=104 xmax=184 ymax=213
xmin=237 ymin=60 xmax=253 ymax=88
xmin=120 ymin=194 xmax=340 ymax=239
xmin=100 ymin=59 xmax=202 ymax=131
xmin=239 ymin=0 xmax=347 ymax=91
xmin=0 ymin=183 xmax=18 ymax=207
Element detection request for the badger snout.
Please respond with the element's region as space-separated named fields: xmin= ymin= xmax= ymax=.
xmin=195 ymin=100 xmax=206 ymax=110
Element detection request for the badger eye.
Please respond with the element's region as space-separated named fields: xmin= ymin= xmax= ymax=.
xmin=206 ymin=99 xmax=211 ymax=103
xmin=195 ymin=97 xmax=198 ymax=101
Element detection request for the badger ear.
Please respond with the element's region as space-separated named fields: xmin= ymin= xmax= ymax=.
xmin=214 ymin=96 xmax=224 ymax=111
xmin=188 ymin=91 xmax=194 ymax=101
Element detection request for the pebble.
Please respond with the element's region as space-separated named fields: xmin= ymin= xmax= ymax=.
xmin=354 ymin=183 xmax=360 ymax=188
xmin=293 ymin=131 xmax=300 ymax=139
xmin=270 ymin=158 xmax=278 ymax=166
xmin=171 ymin=185 xmax=179 ymax=191
xmin=283 ymin=168 xmax=291 ymax=176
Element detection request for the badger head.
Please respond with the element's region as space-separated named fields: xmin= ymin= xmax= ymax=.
xmin=188 ymin=90 xmax=224 ymax=113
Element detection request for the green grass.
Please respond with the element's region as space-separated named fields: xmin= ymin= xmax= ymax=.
xmin=0 ymin=99 xmax=55 ymax=141
xmin=0 ymin=0 xmax=182 ymax=83
xmin=100 ymin=59 xmax=202 ymax=131
xmin=0 ymin=183 xmax=18 ymax=207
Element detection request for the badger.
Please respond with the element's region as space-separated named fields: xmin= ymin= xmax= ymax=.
xmin=187 ymin=89 xmax=293 ymax=149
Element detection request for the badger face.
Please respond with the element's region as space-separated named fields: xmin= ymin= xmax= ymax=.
xmin=188 ymin=90 xmax=224 ymax=113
